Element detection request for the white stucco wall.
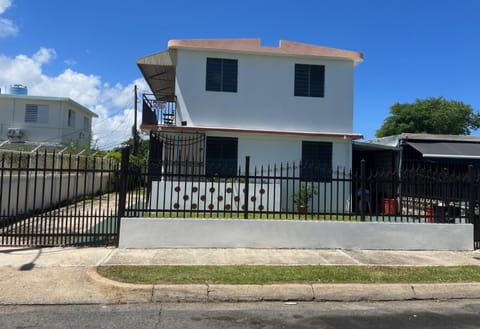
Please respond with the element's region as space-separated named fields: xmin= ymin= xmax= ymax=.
xmin=1 ymin=172 xmax=113 ymax=215
xmin=119 ymin=218 xmax=474 ymax=251
xmin=174 ymin=49 xmax=354 ymax=133
xmin=205 ymin=131 xmax=352 ymax=171
xmin=0 ymin=96 xmax=93 ymax=145
xmin=150 ymin=181 xmax=281 ymax=212
xmin=219 ymin=132 xmax=353 ymax=213
xmin=154 ymin=132 xmax=353 ymax=213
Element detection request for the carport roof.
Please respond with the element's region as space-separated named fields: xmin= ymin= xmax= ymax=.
xmin=406 ymin=141 xmax=480 ymax=159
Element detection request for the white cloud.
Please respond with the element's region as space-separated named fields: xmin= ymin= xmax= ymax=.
xmin=0 ymin=18 xmax=17 ymax=37
xmin=0 ymin=0 xmax=18 ymax=38
xmin=0 ymin=48 xmax=149 ymax=150
xmin=32 ymin=47 xmax=56 ymax=64
xmin=0 ymin=49 xmax=51 ymax=86
xmin=0 ymin=0 xmax=12 ymax=14
xmin=64 ymin=59 xmax=77 ymax=66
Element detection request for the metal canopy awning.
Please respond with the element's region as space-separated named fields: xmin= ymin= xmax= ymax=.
xmin=406 ymin=141 xmax=480 ymax=159
xmin=137 ymin=50 xmax=176 ymax=99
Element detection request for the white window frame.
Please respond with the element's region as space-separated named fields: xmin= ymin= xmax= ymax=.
xmin=25 ymin=104 xmax=49 ymax=123
xmin=68 ymin=109 xmax=76 ymax=127
xmin=83 ymin=117 xmax=90 ymax=131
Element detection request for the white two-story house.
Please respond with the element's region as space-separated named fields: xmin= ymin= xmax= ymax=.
xmin=0 ymin=88 xmax=97 ymax=148
xmin=138 ymin=38 xmax=363 ymax=178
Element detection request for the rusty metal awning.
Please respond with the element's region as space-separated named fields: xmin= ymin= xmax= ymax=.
xmin=137 ymin=50 xmax=176 ymax=100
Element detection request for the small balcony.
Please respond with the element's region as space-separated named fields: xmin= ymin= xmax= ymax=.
xmin=142 ymin=94 xmax=177 ymax=127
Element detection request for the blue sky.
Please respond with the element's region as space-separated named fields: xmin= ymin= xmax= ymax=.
xmin=1 ymin=0 xmax=479 ymax=148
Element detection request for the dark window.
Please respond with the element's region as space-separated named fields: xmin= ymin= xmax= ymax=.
xmin=206 ymin=137 xmax=238 ymax=177
xmin=295 ymin=64 xmax=325 ymax=97
xmin=206 ymin=58 xmax=238 ymax=92
xmin=301 ymin=141 xmax=332 ymax=181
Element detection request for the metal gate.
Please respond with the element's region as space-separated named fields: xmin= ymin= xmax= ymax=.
xmin=0 ymin=151 xmax=121 ymax=247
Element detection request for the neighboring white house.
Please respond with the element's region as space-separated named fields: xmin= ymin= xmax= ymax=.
xmin=137 ymin=38 xmax=363 ymax=175
xmin=0 ymin=86 xmax=97 ymax=147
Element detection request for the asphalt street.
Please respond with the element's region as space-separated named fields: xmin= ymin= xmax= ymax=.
xmin=2 ymin=300 xmax=480 ymax=329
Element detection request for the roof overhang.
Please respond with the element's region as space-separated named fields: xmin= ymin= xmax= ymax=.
xmin=353 ymin=141 xmax=399 ymax=152
xmin=406 ymin=141 xmax=480 ymax=159
xmin=137 ymin=50 xmax=177 ymax=98
xmin=142 ymin=125 xmax=363 ymax=140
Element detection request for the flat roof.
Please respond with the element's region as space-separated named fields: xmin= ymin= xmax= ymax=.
xmin=168 ymin=39 xmax=364 ymax=64
xmin=364 ymin=133 xmax=480 ymax=148
xmin=0 ymin=94 xmax=98 ymax=118
xmin=353 ymin=141 xmax=399 ymax=151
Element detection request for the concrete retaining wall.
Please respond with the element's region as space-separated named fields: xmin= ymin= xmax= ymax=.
xmin=119 ymin=218 xmax=474 ymax=250
xmin=1 ymin=172 xmax=113 ymax=215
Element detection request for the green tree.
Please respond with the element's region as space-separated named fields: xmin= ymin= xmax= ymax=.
xmin=106 ymin=136 xmax=149 ymax=166
xmin=375 ymin=97 xmax=480 ymax=137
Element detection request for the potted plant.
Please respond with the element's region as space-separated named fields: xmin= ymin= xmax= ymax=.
xmin=293 ymin=182 xmax=317 ymax=213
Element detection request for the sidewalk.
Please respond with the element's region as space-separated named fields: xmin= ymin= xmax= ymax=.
xmin=1 ymin=247 xmax=480 ymax=304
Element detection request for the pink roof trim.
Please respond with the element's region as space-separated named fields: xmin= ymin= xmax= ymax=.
xmin=168 ymin=39 xmax=363 ymax=63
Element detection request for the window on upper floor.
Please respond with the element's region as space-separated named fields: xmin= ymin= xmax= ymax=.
xmin=205 ymin=136 xmax=238 ymax=177
xmin=294 ymin=64 xmax=325 ymax=97
xmin=83 ymin=117 xmax=90 ymax=131
xmin=206 ymin=58 xmax=238 ymax=93
xmin=68 ymin=109 xmax=76 ymax=127
xmin=301 ymin=141 xmax=332 ymax=181
xmin=25 ymin=104 xmax=49 ymax=123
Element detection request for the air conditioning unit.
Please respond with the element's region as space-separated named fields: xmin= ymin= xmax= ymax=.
xmin=7 ymin=128 xmax=23 ymax=140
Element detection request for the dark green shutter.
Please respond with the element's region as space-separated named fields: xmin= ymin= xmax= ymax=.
xmin=301 ymin=141 xmax=332 ymax=181
xmin=206 ymin=137 xmax=238 ymax=177
xmin=295 ymin=64 xmax=325 ymax=97
xmin=206 ymin=58 xmax=238 ymax=92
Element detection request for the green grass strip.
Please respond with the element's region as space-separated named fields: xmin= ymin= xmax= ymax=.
xmin=142 ymin=212 xmax=363 ymax=221
xmin=97 ymin=265 xmax=480 ymax=285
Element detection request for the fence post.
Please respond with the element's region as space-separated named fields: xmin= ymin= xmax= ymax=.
xmin=244 ymin=156 xmax=250 ymax=219
xmin=468 ymin=165 xmax=475 ymax=224
xmin=360 ymin=159 xmax=366 ymax=222
xmin=116 ymin=147 xmax=130 ymax=245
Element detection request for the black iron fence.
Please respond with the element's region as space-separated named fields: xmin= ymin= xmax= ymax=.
xmin=0 ymin=151 xmax=120 ymax=246
xmin=2 ymin=147 xmax=480 ymax=248
xmin=119 ymin=152 xmax=480 ymax=235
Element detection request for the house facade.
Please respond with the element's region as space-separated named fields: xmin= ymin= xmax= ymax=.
xmin=0 ymin=89 xmax=97 ymax=148
xmin=138 ymin=39 xmax=363 ymax=175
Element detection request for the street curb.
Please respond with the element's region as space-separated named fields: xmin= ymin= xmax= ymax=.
xmin=88 ymin=267 xmax=480 ymax=303
xmin=86 ymin=267 xmax=154 ymax=304
xmin=86 ymin=267 xmax=209 ymax=303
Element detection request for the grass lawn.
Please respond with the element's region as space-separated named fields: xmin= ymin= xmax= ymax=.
xmin=97 ymin=265 xmax=480 ymax=285
xmin=142 ymin=211 xmax=363 ymax=221
xmin=133 ymin=211 xmax=428 ymax=223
